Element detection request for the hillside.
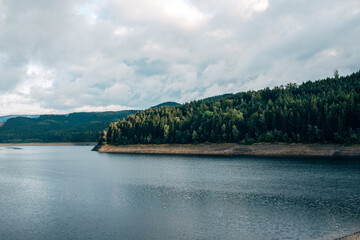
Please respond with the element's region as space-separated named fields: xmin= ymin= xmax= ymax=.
xmin=0 ymin=115 xmax=39 ymax=123
xmin=101 ymin=71 xmax=360 ymax=146
xmin=151 ymin=102 xmax=180 ymax=108
xmin=0 ymin=110 xmax=137 ymax=143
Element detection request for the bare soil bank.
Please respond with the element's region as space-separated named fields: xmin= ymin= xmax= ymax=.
xmin=94 ymin=143 xmax=360 ymax=157
xmin=0 ymin=142 xmax=97 ymax=146
xmin=337 ymin=232 xmax=360 ymax=240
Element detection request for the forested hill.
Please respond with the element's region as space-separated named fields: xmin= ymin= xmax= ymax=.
xmin=0 ymin=110 xmax=137 ymax=143
xmin=101 ymin=71 xmax=360 ymax=145
xmin=151 ymin=102 xmax=180 ymax=108
xmin=0 ymin=115 xmax=39 ymax=123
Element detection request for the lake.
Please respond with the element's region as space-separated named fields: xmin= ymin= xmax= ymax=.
xmin=0 ymin=146 xmax=359 ymax=240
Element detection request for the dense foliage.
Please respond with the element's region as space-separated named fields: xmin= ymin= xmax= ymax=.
xmin=102 ymin=71 xmax=360 ymax=145
xmin=0 ymin=111 xmax=137 ymax=143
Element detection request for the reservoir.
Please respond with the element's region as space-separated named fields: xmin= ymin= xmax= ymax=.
xmin=0 ymin=146 xmax=359 ymax=240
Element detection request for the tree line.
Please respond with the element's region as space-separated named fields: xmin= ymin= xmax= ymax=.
xmin=0 ymin=111 xmax=137 ymax=143
xmin=101 ymin=71 xmax=360 ymax=145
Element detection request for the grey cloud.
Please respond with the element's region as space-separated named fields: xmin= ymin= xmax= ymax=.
xmin=0 ymin=0 xmax=359 ymax=114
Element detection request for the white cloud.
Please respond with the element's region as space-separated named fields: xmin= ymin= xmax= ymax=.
xmin=109 ymin=0 xmax=210 ymax=29
xmin=162 ymin=0 xmax=209 ymax=28
xmin=104 ymin=82 xmax=131 ymax=101
xmin=0 ymin=0 xmax=360 ymax=115
xmin=113 ymin=26 xmax=133 ymax=37
xmin=317 ymin=49 xmax=339 ymax=58
xmin=72 ymin=105 xmax=134 ymax=112
xmin=0 ymin=63 xmax=55 ymax=115
xmin=74 ymin=0 xmax=105 ymax=24
xmin=203 ymin=82 xmax=237 ymax=99
xmin=193 ymin=0 xmax=269 ymax=20
xmin=206 ymin=29 xmax=234 ymax=40
xmin=0 ymin=1 xmax=7 ymax=22
xmin=20 ymin=64 xmax=54 ymax=94
xmin=0 ymin=93 xmax=58 ymax=115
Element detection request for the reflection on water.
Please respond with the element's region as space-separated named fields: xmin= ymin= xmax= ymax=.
xmin=0 ymin=146 xmax=359 ymax=240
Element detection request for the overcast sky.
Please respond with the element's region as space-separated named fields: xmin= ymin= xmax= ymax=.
xmin=0 ymin=0 xmax=359 ymax=115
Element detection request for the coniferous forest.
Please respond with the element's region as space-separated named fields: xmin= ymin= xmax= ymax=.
xmin=0 ymin=111 xmax=137 ymax=143
xmin=101 ymin=71 xmax=360 ymax=145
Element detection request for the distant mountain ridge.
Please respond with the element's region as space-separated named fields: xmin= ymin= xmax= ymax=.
xmin=0 ymin=110 xmax=138 ymax=143
xmin=0 ymin=115 xmax=40 ymax=123
xmin=0 ymin=101 xmax=180 ymax=124
xmin=0 ymin=101 xmax=180 ymax=143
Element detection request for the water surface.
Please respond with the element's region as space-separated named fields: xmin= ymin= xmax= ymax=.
xmin=0 ymin=146 xmax=359 ymax=240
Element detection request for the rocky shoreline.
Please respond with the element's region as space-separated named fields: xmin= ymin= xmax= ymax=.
xmin=93 ymin=143 xmax=360 ymax=158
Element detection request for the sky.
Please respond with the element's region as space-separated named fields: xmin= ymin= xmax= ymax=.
xmin=0 ymin=0 xmax=360 ymax=115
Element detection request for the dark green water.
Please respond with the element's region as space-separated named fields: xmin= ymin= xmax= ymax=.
xmin=0 ymin=146 xmax=359 ymax=240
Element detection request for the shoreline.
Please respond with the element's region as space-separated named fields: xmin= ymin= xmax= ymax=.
xmin=0 ymin=142 xmax=97 ymax=146
xmin=337 ymin=232 xmax=360 ymax=240
xmin=94 ymin=143 xmax=360 ymax=158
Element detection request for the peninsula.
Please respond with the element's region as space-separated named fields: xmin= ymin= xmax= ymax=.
xmin=96 ymin=71 xmax=360 ymax=156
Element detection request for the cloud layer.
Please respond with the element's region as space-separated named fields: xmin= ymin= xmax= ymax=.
xmin=0 ymin=0 xmax=359 ymax=114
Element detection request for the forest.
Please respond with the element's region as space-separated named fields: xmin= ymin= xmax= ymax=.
xmin=101 ymin=71 xmax=360 ymax=145
xmin=0 ymin=111 xmax=137 ymax=143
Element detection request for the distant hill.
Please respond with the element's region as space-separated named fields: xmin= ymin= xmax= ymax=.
xmin=0 ymin=115 xmax=39 ymax=123
xmin=0 ymin=110 xmax=138 ymax=143
xmin=151 ymin=102 xmax=180 ymax=108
